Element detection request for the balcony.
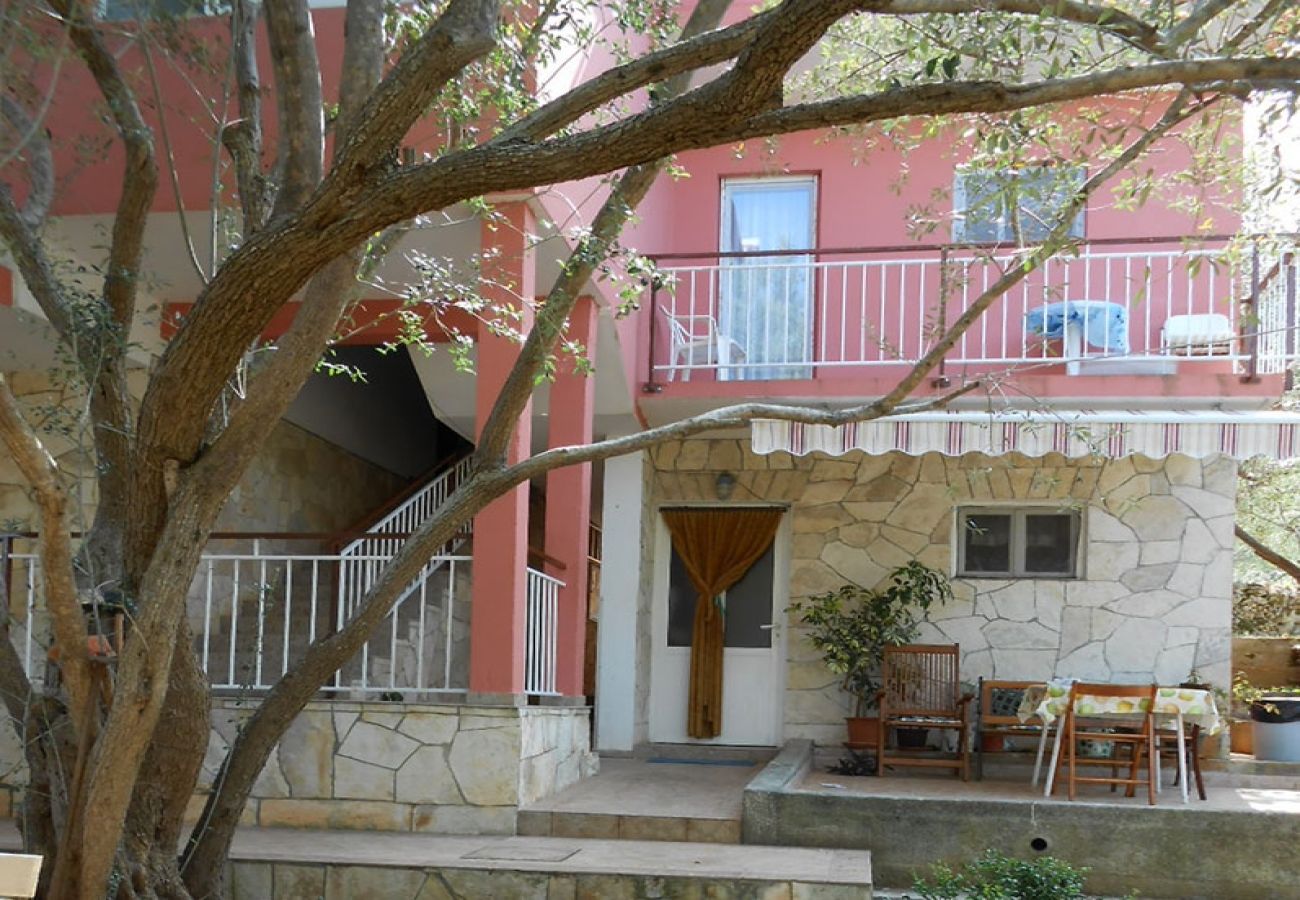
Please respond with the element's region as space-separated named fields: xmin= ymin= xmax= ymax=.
xmin=644 ymin=236 xmax=1298 ymax=393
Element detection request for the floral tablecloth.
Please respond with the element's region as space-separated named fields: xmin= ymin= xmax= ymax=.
xmin=1017 ymin=679 xmax=1222 ymax=734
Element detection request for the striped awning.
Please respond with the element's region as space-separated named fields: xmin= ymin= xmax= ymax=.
xmin=751 ymin=410 xmax=1300 ymax=461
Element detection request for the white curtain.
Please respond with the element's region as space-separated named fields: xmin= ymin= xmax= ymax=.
xmin=721 ymin=179 xmax=815 ymax=380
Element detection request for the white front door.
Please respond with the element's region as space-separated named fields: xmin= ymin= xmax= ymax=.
xmin=648 ymin=512 xmax=787 ymax=746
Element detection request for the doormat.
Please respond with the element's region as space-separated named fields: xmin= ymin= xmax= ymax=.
xmin=645 ymin=757 xmax=755 ymax=767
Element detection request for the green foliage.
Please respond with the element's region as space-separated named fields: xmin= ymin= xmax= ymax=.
xmin=909 ymin=850 xmax=1088 ymax=900
xmin=1236 ymin=457 xmax=1300 ymax=589
xmin=788 ymin=561 xmax=951 ymax=716
xmin=1233 ymin=671 xmax=1300 ymax=706
xmin=1233 ymin=582 xmax=1300 ymax=636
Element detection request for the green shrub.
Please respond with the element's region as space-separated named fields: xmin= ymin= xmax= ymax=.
xmin=909 ymin=850 xmax=1088 ymax=900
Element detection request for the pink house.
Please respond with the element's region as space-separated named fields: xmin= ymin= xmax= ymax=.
xmin=2 ymin=0 xmax=1299 ymax=851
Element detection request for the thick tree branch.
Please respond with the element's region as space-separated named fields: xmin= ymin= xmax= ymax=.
xmin=500 ymin=6 xmax=777 ymax=142
xmin=223 ymin=0 xmax=270 ymax=235
xmin=264 ymin=0 xmax=324 ymax=218
xmin=325 ymin=0 xmax=498 ymax=181
xmin=1166 ymin=0 xmax=1241 ymax=52
xmin=515 ymin=385 xmax=982 ymax=479
xmin=0 ymin=187 xmax=75 ymax=340
xmin=0 ymin=97 xmax=54 ymax=229
xmin=732 ymin=57 xmax=1295 ymax=138
xmin=884 ymin=0 xmax=1166 ymax=57
xmin=0 ymin=377 xmax=92 ymax=730
xmin=1236 ymin=524 xmax=1300 ymax=584
xmin=49 ymin=0 xmax=156 ymax=330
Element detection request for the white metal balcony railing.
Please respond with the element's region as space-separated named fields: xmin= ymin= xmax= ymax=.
xmin=198 ymin=544 xmax=475 ymax=694
xmin=524 ymin=567 xmax=562 ymax=696
xmin=1 ymin=453 xmax=565 ymax=697
xmin=647 ymin=238 xmax=1299 ymax=383
xmin=4 ymin=543 xmax=564 ymax=698
xmin=4 ymin=552 xmax=44 ymax=682
xmin=337 ymin=455 xmax=473 ymax=623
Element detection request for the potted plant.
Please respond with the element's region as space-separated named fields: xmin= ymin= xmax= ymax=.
xmin=789 ymin=560 xmax=951 ymax=747
xmin=1232 ymin=673 xmax=1300 ymax=762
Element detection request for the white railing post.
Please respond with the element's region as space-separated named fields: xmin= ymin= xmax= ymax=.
xmin=524 ymin=567 xmax=563 ymax=696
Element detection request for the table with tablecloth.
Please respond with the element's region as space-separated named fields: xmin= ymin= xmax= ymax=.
xmin=1015 ymin=679 xmax=1222 ymax=801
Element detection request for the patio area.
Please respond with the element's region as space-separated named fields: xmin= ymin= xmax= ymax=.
xmin=800 ymin=757 xmax=1300 ymax=813
xmin=744 ymin=740 xmax=1300 ymax=899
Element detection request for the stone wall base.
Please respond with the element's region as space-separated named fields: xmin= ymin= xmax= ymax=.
xmin=224 ymin=861 xmax=869 ymax=900
xmin=0 ymin=700 xmax=596 ymax=837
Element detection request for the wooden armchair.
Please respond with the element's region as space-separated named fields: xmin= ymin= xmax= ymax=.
xmin=974 ymin=679 xmax=1044 ymax=779
xmin=876 ymin=644 xmax=972 ymax=781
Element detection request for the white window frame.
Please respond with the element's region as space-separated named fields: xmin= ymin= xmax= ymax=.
xmin=953 ymin=166 xmax=1086 ymax=244
xmin=100 ymin=0 xmax=230 ymax=21
xmin=956 ymin=506 xmax=1082 ymax=579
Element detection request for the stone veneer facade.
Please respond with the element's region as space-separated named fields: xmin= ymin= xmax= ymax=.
xmin=196 ymin=699 xmax=595 ymax=834
xmin=1 ymin=701 xmax=593 ymax=831
xmin=645 ymin=437 xmax=1235 ymax=746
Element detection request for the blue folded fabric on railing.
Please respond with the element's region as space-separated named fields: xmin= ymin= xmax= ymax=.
xmin=1024 ymin=300 xmax=1129 ymax=354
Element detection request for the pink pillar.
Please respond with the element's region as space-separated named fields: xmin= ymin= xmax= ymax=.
xmin=469 ymin=201 xmax=535 ymax=697
xmin=544 ymin=297 xmax=598 ymax=697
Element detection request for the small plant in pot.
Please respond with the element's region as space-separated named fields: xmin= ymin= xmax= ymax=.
xmin=789 ymin=560 xmax=951 ymax=748
xmin=1233 ymin=673 xmax=1300 ymax=763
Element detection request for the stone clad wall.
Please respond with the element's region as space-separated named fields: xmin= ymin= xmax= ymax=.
xmin=214 ymin=419 xmax=406 ymax=535
xmin=199 ymin=699 xmax=596 ymax=834
xmin=648 ymin=438 xmax=1235 ymax=746
xmin=0 ymin=700 xmax=594 ymax=829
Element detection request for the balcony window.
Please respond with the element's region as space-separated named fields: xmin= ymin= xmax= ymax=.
xmin=953 ymin=167 xmax=1085 ymax=244
xmin=719 ymin=177 xmax=817 ymax=380
xmin=101 ymin=0 xmax=228 ymax=21
xmin=957 ymin=507 xmax=1081 ymax=578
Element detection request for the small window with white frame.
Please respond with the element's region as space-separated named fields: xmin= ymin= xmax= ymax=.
xmin=957 ymin=507 xmax=1081 ymax=578
xmin=953 ymin=166 xmax=1085 ymax=244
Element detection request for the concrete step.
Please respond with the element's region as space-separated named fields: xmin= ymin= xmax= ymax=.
xmin=518 ymin=757 xmax=757 ymax=846
xmin=225 ymin=829 xmax=873 ymax=899
xmin=517 ymin=807 xmax=741 ymax=844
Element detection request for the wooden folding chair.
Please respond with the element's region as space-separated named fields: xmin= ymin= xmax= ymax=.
xmin=1054 ymin=683 xmax=1158 ymax=805
xmin=876 ymin=644 xmax=972 ymax=780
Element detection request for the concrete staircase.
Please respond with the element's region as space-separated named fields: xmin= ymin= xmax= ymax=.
xmin=508 ymin=749 xmax=875 ymax=897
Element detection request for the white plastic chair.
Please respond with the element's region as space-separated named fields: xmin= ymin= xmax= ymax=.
xmin=660 ymin=309 xmax=746 ymax=382
xmin=1161 ymin=313 xmax=1234 ymax=356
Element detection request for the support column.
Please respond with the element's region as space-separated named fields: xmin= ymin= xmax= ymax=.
xmin=544 ymin=297 xmax=597 ymax=697
xmin=594 ymin=449 xmax=644 ymax=751
xmin=469 ymin=201 xmax=535 ymax=698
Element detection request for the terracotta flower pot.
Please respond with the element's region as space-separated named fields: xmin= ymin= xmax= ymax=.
xmin=845 ymin=716 xmax=879 ymax=748
xmin=1230 ymin=719 xmax=1254 ymax=756
xmin=980 ymin=734 xmax=1005 ymax=752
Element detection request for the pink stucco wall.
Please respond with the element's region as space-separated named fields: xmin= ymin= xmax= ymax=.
xmin=616 ymin=114 xmax=1270 ymax=405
